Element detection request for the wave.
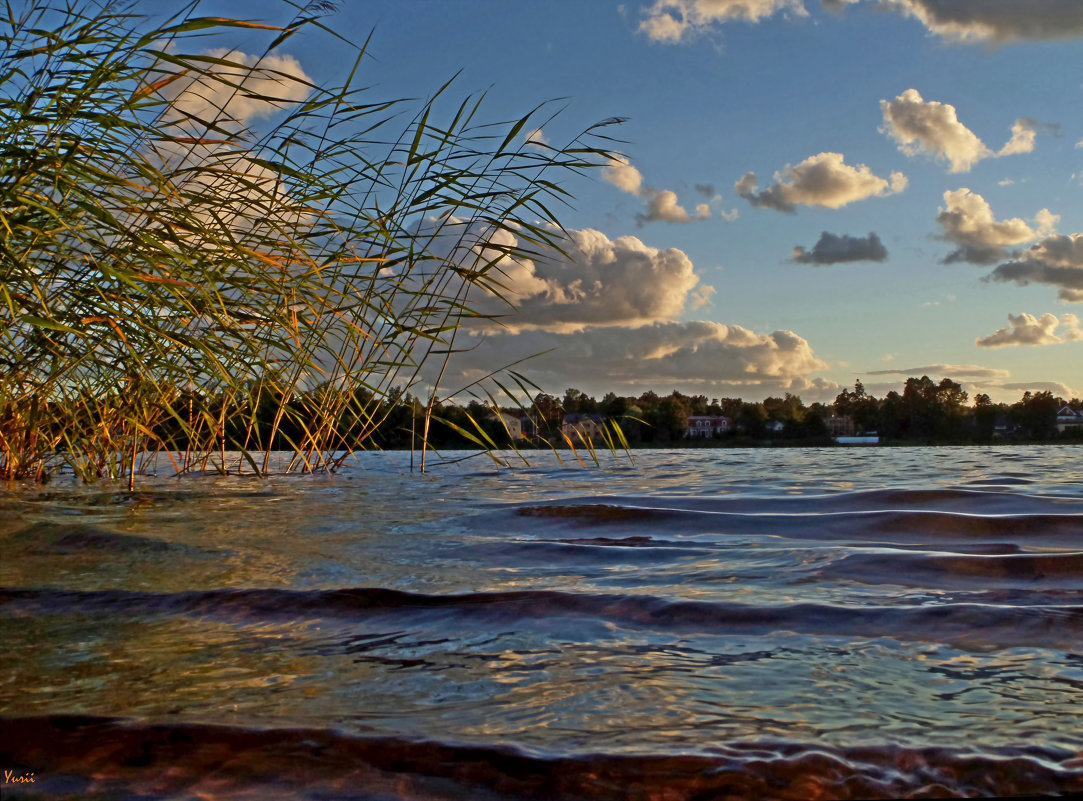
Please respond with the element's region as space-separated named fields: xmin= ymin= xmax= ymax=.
xmin=2 ymin=714 xmax=1080 ymax=800
xmin=4 ymin=585 xmax=1081 ymax=650
xmin=502 ymin=500 xmax=1083 ymax=549
xmin=825 ymin=549 xmax=1083 ymax=588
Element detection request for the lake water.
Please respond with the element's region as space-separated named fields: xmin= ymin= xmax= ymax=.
xmin=2 ymin=446 xmax=1083 ymax=799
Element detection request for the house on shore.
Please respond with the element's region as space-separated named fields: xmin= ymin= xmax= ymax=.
xmin=562 ymin=412 xmax=606 ymax=442
xmin=496 ymin=411 xmax=524 ymax=440
xmin=685 ymin=415 xmax=731 ymax=439
xmin=1056 ymin=406 xmax=1083 ymax=434
xmin=823 ymin=414 xmax=855 ymax=438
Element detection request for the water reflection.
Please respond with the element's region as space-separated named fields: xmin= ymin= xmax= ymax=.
xmin=3 ymin=446 xmax=1083 ymax=798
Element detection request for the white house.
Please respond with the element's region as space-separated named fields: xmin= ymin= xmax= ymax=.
xmin=1056 ymin=406 xmax=1083 ymax=434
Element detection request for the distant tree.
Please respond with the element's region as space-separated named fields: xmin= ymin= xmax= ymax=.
xmin=737 ymin=401 xmax=768 ymax=437
xmin=1011 ymin=390 xmax=1058 ymax=440
xmin=877 ymin=390 xmax=906 ymax=439
xmin=764 ymin=393 xmax=805 ymax=424
xmin=717 ymin=397 xmax=744 ymax=420
xmin=599 ymin=392 xmax=629 ymax=418
xmin=973 ymin=393 xmax=997 ymax=440
xmin=688 ymin=394 xmax=710 ymax=416
xmin=653 ymin=393 xmax=691 ymax=441
xmin=532 ymin=393 xmax=563 ymax=433
xmin=562 ymin=388 xmax=586 ymax=415
xmin=834 ymin=381 xmax=878 ymax=432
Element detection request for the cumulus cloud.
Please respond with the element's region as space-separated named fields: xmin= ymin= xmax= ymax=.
xmin=602 ymin=155 xmax=646 ymax=195
xmin=865 ymin=363 xmax=1011 ymax=379
xmin=524 ymin=128 xmax=549 ymax=148
xmin=880 ymin=89 xmax=990 ymax=172
xmin=604 ymin=155 xmax=719 ymax=225
xmin=884 ymin=0 xmax=1083 ymax=44
xmin=444 ymin=320 xmax=828 ymax=396
xmin=426 ymin=224 xmax=712 ymax=334
xmin=636 ymin=190 xmax=711 ymax=224
xmin=638 ymin=0 xmax=806 ymax=43
xmin=736 ymin=152 xmax=906 ymax=213
xmin=936 ymin=188 xmax=1057 ymax=264
xmin=158 ymin=49 xmax=311 ymax=131
xmin=997 ymin=118 xmax=1038 ymax=156
xmin=792 ymin=231 xmax=888 ymax=265
xmin=640 ymin=1 xmax=1083 ymax=45
xmin=410 ymin=219 xmax=830 ymax=398
xmin=975 ymin=312 xmax=1083 ymax=347
xmin=986 ymin=233 xmax=1083 ymax=300
xmin=144 ymin=49 xmax=315 ymax=241
xmin=880 ymin=90 xmax=1048 ymax=172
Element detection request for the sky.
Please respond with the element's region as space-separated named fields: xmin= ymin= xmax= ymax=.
xmin=173 ymin=0 xmax=1083 ymax=404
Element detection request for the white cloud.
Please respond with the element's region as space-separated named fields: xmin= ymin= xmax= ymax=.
xmin=736 ymin=152 xmax=906 ymax=212
xmin=792 ymin=231 xmax=888 ymax=265
xmin=444 ymin=321 xmax=829 ymax=397
xmin=998 ymin=118 xmax=1038 ymax=156
xmin=880 ymin=89 xmax=990 ymax=172
xmin=604 ymin=155 xmax=717 ymax=225
xmin=638 ymin=0 xmax=806 ymax=43
xmin=524 ymin=128 xmax=549 ymax=149
xmin=975 ymin=312 xmax=1083 ymax=347
xmin=143 ymin=50 xmax=315 ymax=242
xmin=409 ymin=218 xmax=831 ymax=399
xmin=637 ymin=190 xmax=712 ymax=224
xmin=936 ymin=188 xmax=1057 ymax=264
xmin=640 ymin=1 xmax=1083 ymax=45
xmin=421 ymin=223 xmax=711 ymax=334
xmin=879 ymin=90 xmax=1046 ymax=173
xmin=602 ymin=155 xmax=646 ymax=195
xmin=986 ymin=233 xmax=1083 ymax=301
xmin=158 ymin=49 xmax=311 ymax=131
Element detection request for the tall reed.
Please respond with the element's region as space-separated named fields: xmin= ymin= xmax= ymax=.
xmin=0 ymin=1 xmax=618 ymax=484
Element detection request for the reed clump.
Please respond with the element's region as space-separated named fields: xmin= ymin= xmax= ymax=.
xmin=0 ymin=1 xmax=618 ymax=485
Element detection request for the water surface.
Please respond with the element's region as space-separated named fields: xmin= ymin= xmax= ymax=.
xmin=2 ymin=446 xmax=1082 ymax=799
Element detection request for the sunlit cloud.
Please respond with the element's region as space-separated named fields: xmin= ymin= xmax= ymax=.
xmin=865 ymin=363 xmax=1011 ymax=379
xmin=524 ymin=127 xmax=549 ymax=148
xmin=975 ymin=312 xmax=1083 ymax=347
xmin=639 ymin=1 xmax=1083 ymax=45
xmin=638 ymin=0 xmax=806 ymax=43
xmin=880 ymin=90 xmax=1048 ymax=173
xmin=158 ymin=49 xmax=311 ymax=131
xmin=736 ymin=152 xmax=906 ymax=213
xmin=421 ymin=223 xmax=711 ymax=334
xmin=998 ymin=381 xmax=1077 ymax=397
xmin=880 ymin=89 xmax=990 ymax=172
xmin=637 ymin=190 xmax=712 ymax=224
xmin=604 ymin=155 xmax=723 ymax=225
xmin=444 ymin=320 xmax=829 ymax=397
xmin=792 ymin=231 xmax=888 ymax=265
xmin=936 ymin=188 xmax=1057 ymax=264
xmin=602 ymin=155 xmax=646 ymax=195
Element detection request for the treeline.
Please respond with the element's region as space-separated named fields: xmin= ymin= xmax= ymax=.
xmin=369 ymin=376 xmax=1083 ymax=448
xmin=11 ymin=376 xmax=1075 ymax=476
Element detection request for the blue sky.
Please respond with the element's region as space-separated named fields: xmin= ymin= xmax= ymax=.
xmin=187 ymin=0 xmax=1083 ymax=403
